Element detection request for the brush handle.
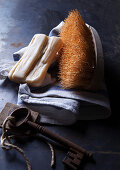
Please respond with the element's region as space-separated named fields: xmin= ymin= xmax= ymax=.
xmin=27 ymin=120 xmax=92 ymax=157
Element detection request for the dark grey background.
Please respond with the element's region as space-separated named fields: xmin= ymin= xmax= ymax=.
xmin=0 ymin=0 xmax=120 ymax=170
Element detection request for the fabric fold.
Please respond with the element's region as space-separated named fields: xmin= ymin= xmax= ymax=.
xmin=18 ymin=82 xmax=111 ymax=125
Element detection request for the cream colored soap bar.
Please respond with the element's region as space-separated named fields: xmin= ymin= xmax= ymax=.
xmin=26 ymin=36 xmax=62 ymax=87
xmin=8 ymin=34 xmax=48 ymax=83
xmin=8 ymin=34 xmax=63 ymax=86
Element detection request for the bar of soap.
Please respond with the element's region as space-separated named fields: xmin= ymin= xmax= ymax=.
xmin=26 ymin=36 xmax=62 ymax=87
xmin=8 ymin=34 xmax=48 ymax=83
xmin=8 ymin=34 xmax=63 ymax=86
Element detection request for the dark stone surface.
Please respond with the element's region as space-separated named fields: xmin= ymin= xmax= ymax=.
xmin=0 ymin=0 xmax=120 ymax=169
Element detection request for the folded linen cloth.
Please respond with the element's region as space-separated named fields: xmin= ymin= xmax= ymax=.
xmin=18 ymin=82 xmax=110 ymax=125
xmin=16 ymin=22 xmax=111 ymax=125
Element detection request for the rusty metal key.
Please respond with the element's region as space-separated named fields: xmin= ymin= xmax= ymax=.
xmin=9 ymin=107 xmax=92 ymax=160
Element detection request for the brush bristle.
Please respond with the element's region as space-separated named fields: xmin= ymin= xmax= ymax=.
xmin=59 ymin=9 xmax=95 ymax=89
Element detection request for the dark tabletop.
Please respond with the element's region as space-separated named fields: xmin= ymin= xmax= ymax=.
xmin=0 ymin=0 xmax=120 ymax=170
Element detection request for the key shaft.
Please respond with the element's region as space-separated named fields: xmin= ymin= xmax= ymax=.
xmin=27 ymin=120 xmax=92 ymax=157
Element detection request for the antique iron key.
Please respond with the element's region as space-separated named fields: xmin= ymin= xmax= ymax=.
xmin=9 ymin=107 xmax=93 ymax=169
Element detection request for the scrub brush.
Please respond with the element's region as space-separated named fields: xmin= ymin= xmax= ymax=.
xmin=59 ymin=9 xmax=96 ymax=90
